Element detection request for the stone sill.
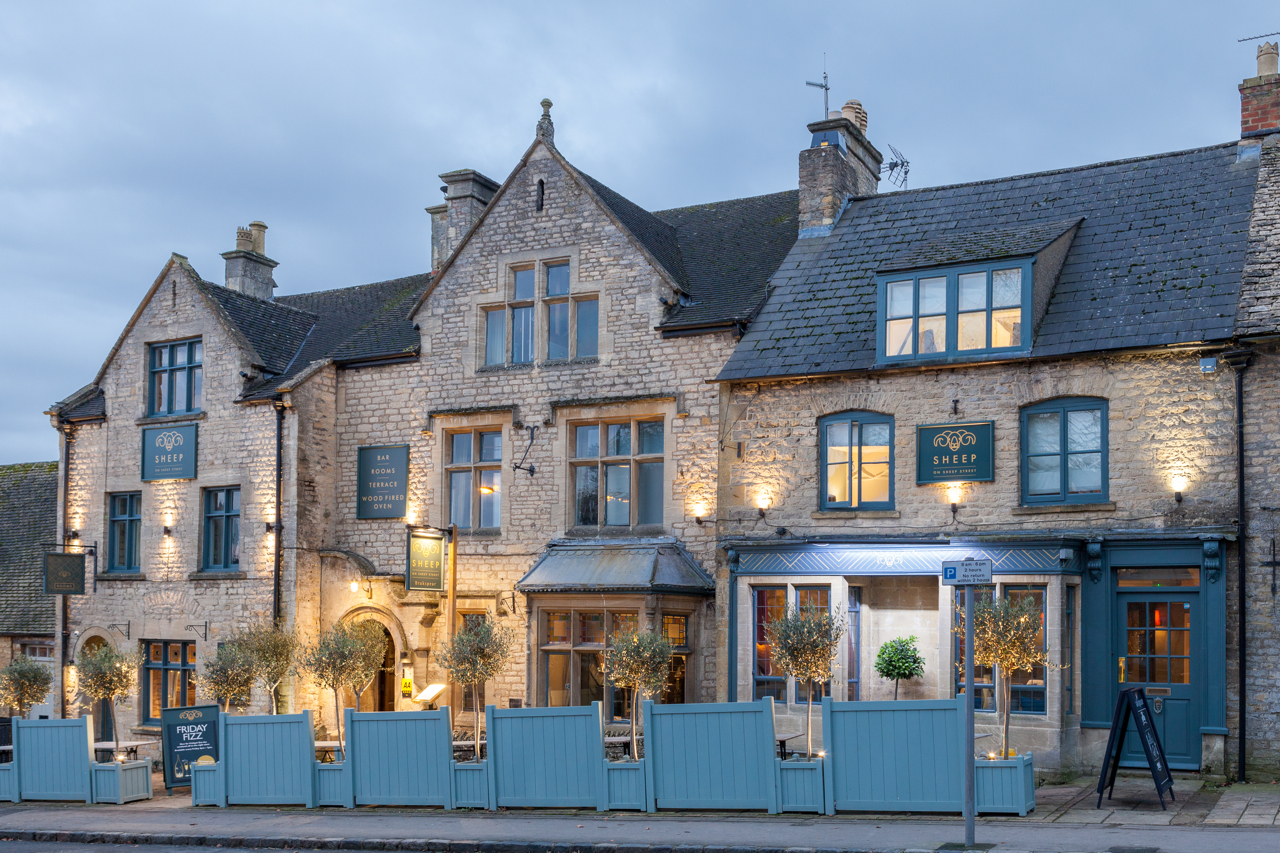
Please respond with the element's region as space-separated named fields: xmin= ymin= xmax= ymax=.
xmin=475 ymin=363 xmax=534 ymax=375
xmin=811 ymin=510 xmax=902 ymax=520
xmin=96 ymin=573 xmax=147 ymax=581
xmin=134 ymin=411 xmax=207 ymax=426
xmin=458 ymin=528 xmax=501 ymax=538
xmin=1010 ymin=502 xmax=1116 ymax=516
xmin=131 ymin=726 xmax=161 ymax=736
xmin=187 ymin=571 xmax=247 ymax=581
xmin=564 ymin=525 xmax=667 ymax=539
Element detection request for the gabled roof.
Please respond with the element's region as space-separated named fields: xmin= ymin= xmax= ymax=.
xmin=0 ymin=462 xmax=58 ymax=636
xmin=718 ymin=142 xmax=1257 ymax=382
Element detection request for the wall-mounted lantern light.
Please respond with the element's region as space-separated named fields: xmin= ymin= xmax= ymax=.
xmin=947 ymin=483 xmax=962 ymax=520
xmin=692 ymin=502 xmax=708 ymax=525
xmin=162 ymin=526 xmax=172 ymax=537
xmin=67 ymin=529 xmax=80 ymax=540
xmin=350 ymin=577 xmax=373 ymax=599
xmin=1171 ymin=475 xmax=1188 ymax=504
xmin=756 ymin=495 xmax=770 ymax=519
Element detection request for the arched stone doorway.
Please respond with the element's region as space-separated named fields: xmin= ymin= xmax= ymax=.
xmin=78 ymin=635 xmax=113 ymax=741
xmin=345 ymin=620 xmax=397 ymax=713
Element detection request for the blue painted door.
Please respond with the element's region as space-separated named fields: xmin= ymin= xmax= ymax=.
xmin=1116 ymin=593 xmax=1199 ymax=769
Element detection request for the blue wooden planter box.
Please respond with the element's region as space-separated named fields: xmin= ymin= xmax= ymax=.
xmin=315 ymin=761 xmax=353 ymax=808
xmin=0 ymin=762 xmax=16 ymax=803
xmin=976 ymin=753 xmax=1036 ymax=816
xmin=92 ymin=760 xmax=152 ymax=804
xmin=603 ymin=760 xmax=645 ymax=810
xmin=190 ymin=761 xmax=223 ymax=806
xmin=450 ymin=760 xmax=491 ymax=809
xmin=775 ymin=758 xmax=824 ymax=813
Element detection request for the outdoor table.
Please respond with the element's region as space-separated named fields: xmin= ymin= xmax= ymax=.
xmin=774 ymin=731 xmax=802 ymax=759
xmin=93 ymin=740 xmax=157 ymax=763
xmin=0 ymin=745 xmax=10 ymax=763
xmin=315 ymin=740 xmax=344 ymax=762
xmin=604 ymin=735 xmax=634 ymax=756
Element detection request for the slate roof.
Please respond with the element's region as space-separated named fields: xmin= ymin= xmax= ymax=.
xmin=576 ymin=168 xmax=798 ymax=331
xmin=878 ymin=217 xmax=1083 ymax=273
xmin=515 ymin=539 xmax=714 ymax=594
xmin=0 ymin=462 xmax=58 ymax=635
xmin=718 ymin=142 xmax=1257 ymax=382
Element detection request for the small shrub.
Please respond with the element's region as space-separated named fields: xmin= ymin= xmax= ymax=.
xmin=0 ymin=655 xmax=53 ymax=717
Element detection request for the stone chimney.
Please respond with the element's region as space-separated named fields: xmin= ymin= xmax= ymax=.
xmin=798 ymin=99 xmax=883 ymax=238
xmin=426 ymin=170 xmax=499 ymax=272
xmin=221 ymin=220 xmax=278 ymax=301
xmin=1241 ymin=42 xmax=1280 ymax=138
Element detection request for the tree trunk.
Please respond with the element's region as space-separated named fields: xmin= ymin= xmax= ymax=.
xmin=472 ymin=684 xmax=481 ymax=762
xmin=1001 ymin=675 xmax=1011 ymax=759
xmin=268 ymin=681 xmax=277 ymax=715
xmin=805 ymin=679 xmax=814 ymax=758
xmin=333 ymin=687 xmax=344 ymax=761
xmin=894 ymin=678 xmax=899 ymax=700
xmin=110 ymin=700 xmax=121 ymax=761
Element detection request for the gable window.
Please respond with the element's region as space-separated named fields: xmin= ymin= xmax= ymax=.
xmin=570 ymin=418 xmax=664 ymax=529
xmin=482 ymin=260 xmax=597 ymax=368
xmin=202 ymin=487 xmax=240 ymax=571
xmin=878 ymin=260 xmax=1030 ymax=363
xmin=819 ymin=411 xmax=893 ymax=510
xmin=108 ymin=492 xmax=141 ymax=573
xmin=447 ymin=429 xmax=502 ymax=530
xmin=1020 ymin=398 xmax=1107 ymax=505
xmin=149 ymin=338 xmax=203 ymax=416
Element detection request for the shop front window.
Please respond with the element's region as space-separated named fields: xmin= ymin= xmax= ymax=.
xmin=539 ymin=608 xmax=654 ymax=718
xmin=142 ymin=640 xmax=197 ymax=724
xmin=953 ymin=585 xmax=995 ymax=711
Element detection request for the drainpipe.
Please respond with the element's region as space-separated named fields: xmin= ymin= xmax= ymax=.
xmin=273 ymin=400 xmax=285 ymax=624
xmin=59 ymin=422 xmax=74 ymax=719
xmin=1224 ymin=350 xmax=1252 ymax=782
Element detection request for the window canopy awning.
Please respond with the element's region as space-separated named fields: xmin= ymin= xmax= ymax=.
xmin=516 ymin=539 xmax=714 ymax=595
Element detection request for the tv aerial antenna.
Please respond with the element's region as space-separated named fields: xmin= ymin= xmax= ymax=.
xmin=881 ymin=143 xmax=910 ymax=189
xmin=1239 ymin=31 xmax=1280 ymax=42
xmin=806 ymin=54 xmax=830 ymax=119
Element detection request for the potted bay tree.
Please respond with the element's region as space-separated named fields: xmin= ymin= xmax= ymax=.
xmin=77 ymin=644 xmax=151 ymax=803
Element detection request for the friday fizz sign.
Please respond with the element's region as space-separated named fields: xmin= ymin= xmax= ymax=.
xmin=357 ymin=445 xmax=409 ymax=519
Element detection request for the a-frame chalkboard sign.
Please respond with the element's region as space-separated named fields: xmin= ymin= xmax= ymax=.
xmin=1096 ymin=687 xmax=1176 ymax=809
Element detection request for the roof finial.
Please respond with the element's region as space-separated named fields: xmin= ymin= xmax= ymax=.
xmin=537 ymin=98 xmax=554 ymax=147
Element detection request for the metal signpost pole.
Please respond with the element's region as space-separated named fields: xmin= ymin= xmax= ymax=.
xmin=965 ymin=584 xmax=975 ymax=848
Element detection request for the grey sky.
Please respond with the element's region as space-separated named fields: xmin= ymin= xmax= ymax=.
xmin=0 ymin=1 xmax=1271 ymax=463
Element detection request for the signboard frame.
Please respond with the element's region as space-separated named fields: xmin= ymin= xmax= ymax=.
xmin=405 ymin=528 xmax=447 ymax=592
xmin=916 ymin=421 xmax=995 ymax=484
xmin=141 ymin=424 xmax=199 ymax=482
xmin=160 ymin=703 xmax=220 ymax=793
xmin=43 ymin=552 xmax=86 ymax=595
xmin=357 ymin=444 xmax=410 ymax=519
xmin=1096 ymin=687 xmax=1176 ymax=810
xmin=941 ymin=558 xmax=993 ymax=586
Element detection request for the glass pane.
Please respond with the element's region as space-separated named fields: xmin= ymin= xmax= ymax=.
xmin=1128 ymin=656 xmax=1148 ymax=683
xmin=862 ymin=423 xmax=890 ymax=455
xmin=1171 ymin=600 xmax=1192 ymax=626
xmin=1028 ymin=412 xmax=1061 ymax=453
xmin=918 ymin=315 xmax=946 ymax=354
xmin=1152 ymin=629 xmax=1169 ymax=655
xmin=546 ymin=262 xmax=570 ymax=296
xmin=991 ymin=308 xmax=1020 ymax=348
xmin=574 ymin=465 xmax=598 ymax=526
xmin=1171 ymin=658 xmax=1189 ymax=684
xmin=610 ymin=612 xmax=638 ymax=640
xmin=154 ymin=372 xmax=167 ymax=414
xmin=209 ymin=517 xmax=224 ymax=566
xmin=167 ymin=670 xmax=181 ymax=709
xmin=546 ymin=653 xmax=569 ymax=707
xmin=797 ymin=587 xmax=829 ymax=613
xmin=129 ymin=493 xmax=140 ymax=515
xmin=546 ymin=612 xmax=570 ymax=643
xmin=186 ymin=644 xmax=196 ymax=665
xmin=479 ymin=470 xmax=501 ymax=528
xmin=886 ymin=318 xmax=912 ymax=356
xmin=826 ymin=422 xmax=850 ymax=462
xmin=825 ymin=463 xmax=850 ymax=504
xmin=150 ymin=644 xmax=162 ymax=662
xmin=1170 ymin=631 xmax=1190 ymax=656
xmin=580 ymin=613 xmax=605 ymax=644
xmin=211 ymin=489 xmax=226 ymax=513
xmin=150 ymin=670 xmax=162 ymax=720
xmin=169 ymin=644 xmax=181 ymax=663
xmin=174 ymin=345 xmax=188 ymax=366
xmin=1151 ymin=656 xmax=1169 ymax=683
xmin=186 ymin=673 xmax=195 ymax=706
xmin=485 ymin=309 xmax=505 ymax=365
xmin=1027 ymin=455 xmax=1061 ymax=495
xmin=606 ymin=423 xmax=631 ymax=456
xmin=754 ymin=588 xmax=786 ymax=676
xmin=580 ymin=653 xmax=604 ymax=705
xmin=958 ymin=311 xmax=986 ymax=350
xmin=192 ymin=341 xmax=203 ymax=363
xmin=153 ymin=346 xmax=168 ymax=368
xmin=575 ymin=425 xmax=599 ymax=458
xmin=1067 ymin=452 xmax=1102 ymax=494
xmin=451 ymin=433 xmax=472 ymax=464
xmin=861 ymin=463 xmax=890 ymax=503
xmin=449 ymin=471 xmax=472 ymax=528
xmin=191 ymin=366 xmax=202 ymax=411
xmin=958 ymin=272 xmax=987 ymax=310
xmin=887 ymin=281 xmax=913 ymax=318
xmin=1151 ymin=603 xmax=1168 ymax=628
xmin=1127 ymin=602 xmax=1147 ymax=628
xmin=514 ymin=268 xmax=535 ymax=300
xmin=604 ymin=463 xmax=630 ymax=525
xmin=479 ymin=431 xmax=501 ymax=462
xmin=992 ymin=268 xmax=1021 ymax=307
xmin=512 ymin=306 xmax=534 ymax=363
xmin=637 ymin=461 xmax=663 ymax=525
xmin=229 ymin=516 xmax=239 ymax=565
xmin=576 ymin=299 xmax=598 ymax=358
xmin=919 ymin=277 xmax=946 ymax=315
xmin=638 ymin=420 xmax=663 ymax=454
xmin=112 ymin=522 xmax=128 ymax=569
xmin=664 ymin=654 xmax=687 ymax=705
xmin=547 ymin=302 xmax=570 ymax=359
xmin=1067 ymin=409 xmax=1101 ymax=452
xmin=662 ymin=615 xmax=688 ymax=646
xmin=229 ymin=489 xmax=239 ymax=512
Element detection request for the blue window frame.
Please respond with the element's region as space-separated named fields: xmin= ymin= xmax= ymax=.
xmin=954 ymin=585 xmax=996 ymax=711
xmin=877 ymin=259 xmax=1032 ymax=364
xmin=794 ymin=586 xmax=831 ymax=703
xmin=202 ymin=487 xmax=240 ymax=571
xmin=847 ymin=587 xmax=861 ymax=700
xmin=819 ymin=411 xmax=894 ymax=510
xmin=142 ymin=640 xmax=196 ymax=724
xmin=753 ymin=586 xmax=786 ymax=700
xmin=108 ymin=492 xmax=141 ymax=573
xmin=1004 ymin=585 xmax=1047 ymax=714
xmin=1020 ymin=397 xmax=1108 ymax=505
xmin=1065 ymin=585 xmax=1075 ymax=715
xmin=149 ymin=338 xmax=203 ymax=416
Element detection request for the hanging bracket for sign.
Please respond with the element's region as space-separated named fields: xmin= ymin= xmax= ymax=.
xmin=512 ymin=425 xmax=537 ymax=477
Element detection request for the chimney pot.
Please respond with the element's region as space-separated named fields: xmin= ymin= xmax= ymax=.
xmin=841 ymin=99 xmax=868 ymax=135
xmin=1260 ymin=42 xmax=1279 ymax=77
xmin=249 ymin=221 xmax=268 ymax=255
xmin=235 ymin=227 xmax=252 ymax=252
xmin=828 ymin=110 xmax=841 ymax=120
xmin=222 ymin=220 xmax=278 ymax=300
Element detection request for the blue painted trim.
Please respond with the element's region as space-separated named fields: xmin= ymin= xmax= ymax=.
xmin=817 ymin=411 xmax=895 ymax=511
xmin=484 ymin=705 xmax=497 ymax=810
xmin=1020 ymin=398 xmax=1109 ymax=506
xmin=728 ymin=561 xmax=738 ymax=702
xmin=762 ymin=697 xmax=778 ymax=815
xmin=821 ymin=697 xmax=835 ymax=815
xmin=641 ymin=700 xmax=656 ymax=813
xmin=735 ymin=542 xmax=1072 ymax=576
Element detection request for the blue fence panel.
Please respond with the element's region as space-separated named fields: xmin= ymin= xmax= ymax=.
xmin=450 ymin=760 xmax=490 ymax=809
xmin=190 ymin=761 xmax=224 ymax=807
xmin=603 ymin=759 xmax=645 ymax=811
xmin=315 ymin=761 xmax=353 ymax=808
xmin=0 ymin=763 xmax=15 ymax=802
xmin=644 ymin=699 xmax=777 ymax=812
xmin=14 ymin=717 xmax=92 ymax=802
xmin=775 ymin=758 xmax=824 ymax=813
xmin=489 ymin=703 xmax=603 ymax=808
xmin=348 ymin=706 xmax=452 ymax=807
xmin=223 ymin=711 xmax=316 ymax=807
xmin=822 ymin=697 xmax=964 ymax=813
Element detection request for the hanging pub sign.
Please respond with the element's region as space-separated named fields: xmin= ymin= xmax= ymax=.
xmin=357 ymin=444 xmax=409 ymax=519
xmin=1096 ymin=687 xmax=1175 ymax=810
xmin=44 ymin=553 xmax=86 ymax=595
xmin=161 ymin=704 xmax=219 ymax=793
xmin=406 ymin=529 xmax=446 ymax=591
xmin=916 ymin=421 xmax=995 ymax=484
xmin=142 ymin=424 xmax=198 ymax=481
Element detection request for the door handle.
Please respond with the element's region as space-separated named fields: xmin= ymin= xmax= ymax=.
xmin=1153 ymin=698 xmax=1163 ymax=714
xmin=1118 ymin=656 xmax=1125 ymax=683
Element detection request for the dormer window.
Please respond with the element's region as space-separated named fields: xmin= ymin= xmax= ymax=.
xmin=878 ymin=260 xmax=1031 ymax=363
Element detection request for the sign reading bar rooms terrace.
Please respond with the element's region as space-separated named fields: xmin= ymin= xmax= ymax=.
xmin=142 ymin=424 xmax=198 ymax=481
xmin=357 ymin=445 xmax=409 ymax=519
xmin=916 ymin=421 xmax=995 ymax=484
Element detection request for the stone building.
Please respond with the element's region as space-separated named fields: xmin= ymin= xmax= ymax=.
xmin=0 ymin=462 xmax=58 ymax=718
xmin=712 ymin=49 xmax=1280 ymax=781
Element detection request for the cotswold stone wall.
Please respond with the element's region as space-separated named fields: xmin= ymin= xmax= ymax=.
xmin=1239 ymin=136 xmax=1280 ymax=337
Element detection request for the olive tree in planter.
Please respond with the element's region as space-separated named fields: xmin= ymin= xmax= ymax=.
xmin=971 ymin=594 xmax=1050 ymax=759
xmin=874 ymin=635 xmax=926 ymax=700
xmin=0 ymin=655 xmax=53 ymax=718
xmin=764 ymin=605 xmax=845 ymax=758
xmin=76 ymin=644 xmax=141 ymax=760
xmin=604 ymin=630 xmax=673 ymax=760
xmin=241 ymin=622 xmax=298 ymax=714
xmin=201 ymin=641 xmax=255 ymax=712
xmin=298 ymin=622 xmax=364 ymax=756
xmin=437 ymin=614 xmax=515 ymax=761
xmin=348 ymin=621 xmax=389 ymax=713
